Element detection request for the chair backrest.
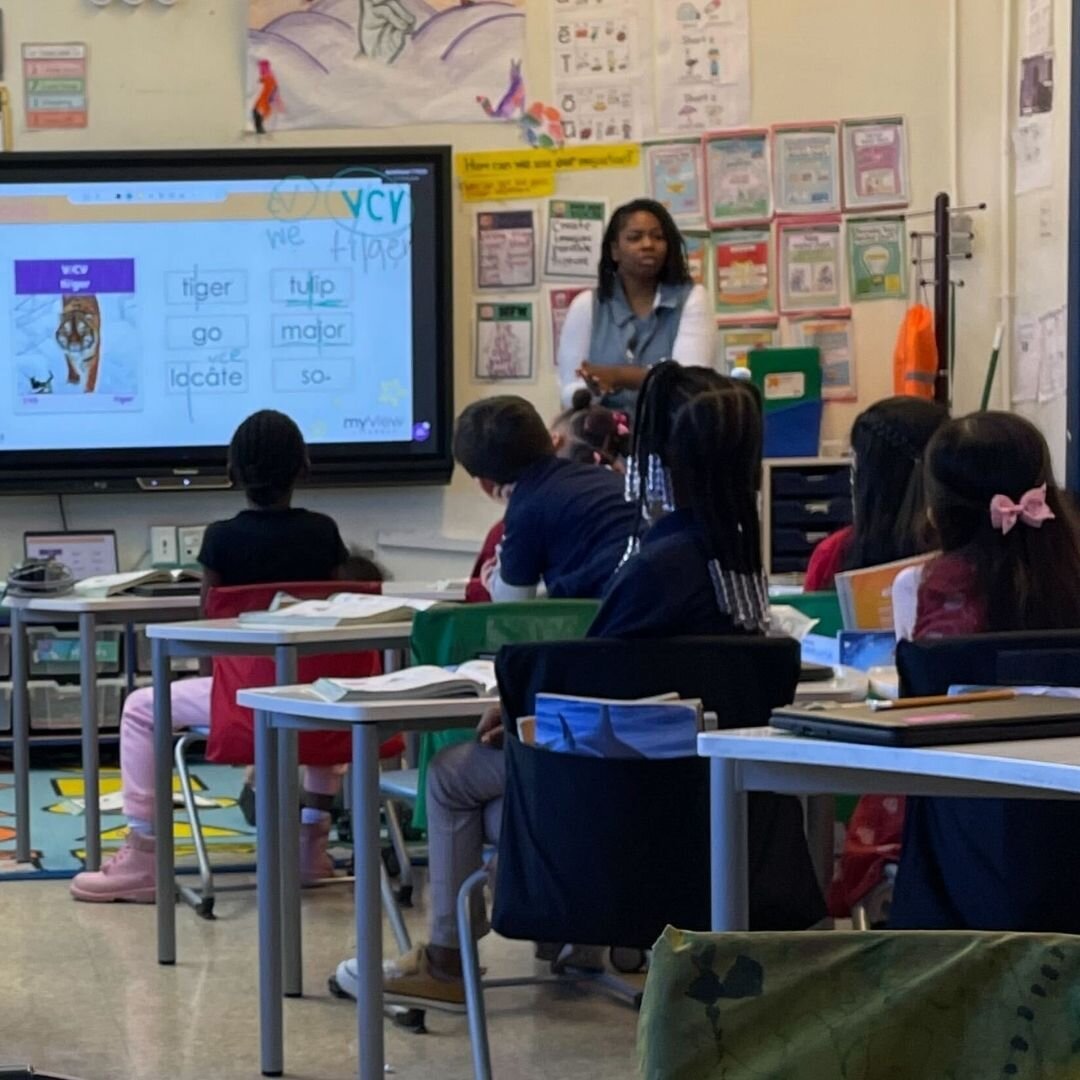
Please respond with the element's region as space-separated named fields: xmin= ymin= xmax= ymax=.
xmin=204 ymin=580 xmax=382 ymax=766
xmin=640 ymin=926 xmax=1080 ymax=1079
xmin=406 ymin=599 xmax=601 ymax=830
xmin=897 ymin=630 xmax=1080 ymax=696
xmin=490 ymin=636 xmax=817 ymax=947
xmin=409 ymin=599 xmax=601 ymax=666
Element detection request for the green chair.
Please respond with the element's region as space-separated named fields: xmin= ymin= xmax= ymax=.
xmin=639 ymin=926 xmax=1080 ymax=1079
xmin=407 ymin=599 xmax=601 ymax=830
xmin=781 ymin=590 xmax=843 ymax=638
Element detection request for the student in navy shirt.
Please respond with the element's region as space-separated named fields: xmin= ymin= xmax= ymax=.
xmin=591 ymin=361 xmax=768 ymax=637
xmin=452 ymin=395 xmax=637 ymax=600
xmin=350 ymin=365 xmax=797 ymax=1013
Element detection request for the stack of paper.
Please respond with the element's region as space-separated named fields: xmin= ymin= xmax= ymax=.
xmin=237 ymin=593 xmax=435 ymax=629
xmin=313 ymin=659 xmax=497 ymax=703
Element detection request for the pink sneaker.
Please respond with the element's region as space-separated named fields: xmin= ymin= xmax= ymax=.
xmin=300 ymin=817 xmax=336 ymax=885
xmin=70 ymin=830 xmax=156 ymax=903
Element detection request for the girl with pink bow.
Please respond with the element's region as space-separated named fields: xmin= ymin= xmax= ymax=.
xmin=889 ymin=410 xmax=1080 ymax=932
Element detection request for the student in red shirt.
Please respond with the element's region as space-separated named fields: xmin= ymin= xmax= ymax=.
xmin=891 ymin=412 xmax=1080 ymax=930
xmin=803 ymin=396 xmax=947 ymax=591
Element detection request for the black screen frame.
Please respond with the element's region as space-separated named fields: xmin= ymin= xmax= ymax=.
xmin=0 ymin=146 xmax=454 ymax=494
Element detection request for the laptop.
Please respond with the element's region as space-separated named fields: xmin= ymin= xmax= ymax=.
xmin=24 ymin=530 xmax=118 ymax=580
xmin=771 ymin=694 xmax=1080 ymax=747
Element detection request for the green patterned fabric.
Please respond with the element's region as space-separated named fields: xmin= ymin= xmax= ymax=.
xmin=408 ymin=600 xmax=600 ymax=828
xmin=639 ymin=927 xmax=1080 ymax=1080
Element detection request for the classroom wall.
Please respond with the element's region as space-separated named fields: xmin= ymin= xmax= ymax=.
xmin=1009 ymin=0 xmax=1072 ymax=481
xmin=0 ymin=0 xmax=1039 ymax=576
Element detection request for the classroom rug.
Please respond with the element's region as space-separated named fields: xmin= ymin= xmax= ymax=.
xmin=0 ymin=763 xmax=258 ymax=881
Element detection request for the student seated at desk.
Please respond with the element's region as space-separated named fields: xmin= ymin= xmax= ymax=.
xmin=804 ymin=396 xmax=947 ymax=591
xmin=71 ymin=409 xmax=353 ymax=904
xmin=465 ymin=397 xmax=631 ymax=602
xmin=354 ymin=363 xmax=822 ymax=1011
xmin=454 ymin=395 xmax=637 ymax=601
xmin=889 ymin=412 xmax=1080 ymax=931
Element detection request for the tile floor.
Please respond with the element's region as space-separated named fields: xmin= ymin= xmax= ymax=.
xmin=0 ymin=872 xmax=641 ymax=1080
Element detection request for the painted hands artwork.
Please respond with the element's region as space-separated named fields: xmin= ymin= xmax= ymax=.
xmin=357 ymin=0 xmax=417 ymax=64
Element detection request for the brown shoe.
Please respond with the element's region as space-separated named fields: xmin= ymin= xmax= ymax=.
xmin=381 ymin=945 xmax=467 ymax=1013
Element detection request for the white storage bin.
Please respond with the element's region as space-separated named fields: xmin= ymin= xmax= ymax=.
xmin=135 ymin=625 xmax=199 ymax=675
xmin=29 ymin=678 xmax=125 ymax=732
xmin=0 ymin=681 xmax=12 ymax=733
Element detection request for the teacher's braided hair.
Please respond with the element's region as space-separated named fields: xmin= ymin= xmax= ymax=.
xmin=228 ymin=409 xmax=309 ymax=507
xmin=597 ymin=198 xmax=690 ymax=301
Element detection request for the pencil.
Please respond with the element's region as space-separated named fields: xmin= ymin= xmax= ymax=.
xmin=869 ymin=689 xmax=1016 ymax=712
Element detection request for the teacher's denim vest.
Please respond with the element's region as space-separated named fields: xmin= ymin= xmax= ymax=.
xmin=588 ymin=280 xmax=694 ymax=411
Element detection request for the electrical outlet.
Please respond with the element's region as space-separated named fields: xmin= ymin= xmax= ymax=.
xmin=178 ymin=525 xmax=206 ymax=567
xmin=150 ymin=526 xmax=179 ymax=568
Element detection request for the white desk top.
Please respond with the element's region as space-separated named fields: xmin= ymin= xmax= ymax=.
xmin=381 ymin=581 xmax=467 ymax=602
xmin=146 ymin=617 xmax=415 ymax=647
xmin=237 ymin=684 xmax=498 ymax=723
xmin=7 ymin=594 xmax=201 ymax=615
xmin=697 ymin=726 xmax=1080 ymax=794
xmin=794 ymin=665 xmax=868 ymax=703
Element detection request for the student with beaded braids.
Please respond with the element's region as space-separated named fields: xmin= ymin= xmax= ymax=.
xmin=804 ymin=396 xmax=949 ymax=591
xmin=71 ymin=410 xmax=351 ymax=904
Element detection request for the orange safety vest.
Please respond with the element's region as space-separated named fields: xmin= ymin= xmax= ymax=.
xmin=893 ymin=304 xmax=939 ymax=400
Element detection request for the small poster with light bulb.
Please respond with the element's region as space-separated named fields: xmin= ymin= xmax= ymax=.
xmin=846 ymin=216 xmax=908 ymax=302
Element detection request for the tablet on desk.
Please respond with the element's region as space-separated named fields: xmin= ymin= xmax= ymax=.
xmin=130 ymin=581 xmax=202 ymax=598
xmin=772 ymin=695 xmax=1080 ymax=747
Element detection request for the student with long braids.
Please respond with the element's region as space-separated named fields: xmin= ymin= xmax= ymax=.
xmin=71 ymin=410 xmax=355 ymax=903
xmin=352 ymin=362 xmax=823 ymax=1012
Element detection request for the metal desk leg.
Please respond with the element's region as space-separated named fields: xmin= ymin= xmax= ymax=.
xmin=353 ymin=722 xmax=384 ymax=1080
xmin=710 ymin=757 xmax=749 ymax=931
xmin=153 ymin=638 xmax=177 ymax=966
xmin=275 ymin=646 xmax=302 ymax=998
xmin=79 ymin=613 xmax=101 ymax=871
xmin=806 ymin=794 xmax=836 ymax=898
xmin=11 ymin=608 xmax=31 ymax=864
xmin=256 ymin=710 xmax=284 ymax=1078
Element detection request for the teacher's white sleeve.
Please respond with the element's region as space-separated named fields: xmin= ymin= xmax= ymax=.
xmin=670 ymin=284 xmax=717 ymax=369
xmin=556 ymin=289 xmax=595 ymax=407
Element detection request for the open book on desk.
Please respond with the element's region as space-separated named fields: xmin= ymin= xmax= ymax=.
xmin=237 ymin=592 xmax=436 ymax=629
xmin=835 ymin=553 xmax=934 ymax=631
xmin=313 ymin=659 xmax=497 ymax=703
xmin=73 ymin=568 xmax=202 ymax=599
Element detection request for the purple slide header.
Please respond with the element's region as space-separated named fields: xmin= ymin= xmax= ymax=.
xmin=15 ymin=258 xmax=135 ymax=295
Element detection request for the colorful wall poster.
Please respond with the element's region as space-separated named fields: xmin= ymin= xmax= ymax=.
xmin=713 ymin=227 xmax=773 ymax=320
xmin=475 ymin=300 xmax=534 ymax=381
xmin=247 ymin=0 xmax=526 ymax=129
xmin=476 ymin=209 xmax=536 ymax=290
xmin=847 ymin=216 xmax=907 ymax=302
xmin=645 ymin=140 xmax=706 ymax=227
xmin=772 ymin=123 xmax=841 ymax=215
xmin=791 ymin=315 xmax=856 ymax=399
xmin=704 ymin=130 xmax=772 ymax=227
xmin=653 ymin=0 xmax=750 ymax=135
xmin=841 ymin=116 xmax=910 ymax=211
xmin=548 ymin=285 xmax=590 ymax=366
xmin=544 ymin=199 xmax=606 ymax=280
xmin=778 ymin=219 xmax=845 ymax=314
xmin=683 ymin=232 xmax=710 ymax=291
xmin=716 ymin=322 xmax=779 ymax=373
xmin=551 ymin=0 xmax=644 ymax=144
xmin=22 ymin=43 xmax=88 ymax=130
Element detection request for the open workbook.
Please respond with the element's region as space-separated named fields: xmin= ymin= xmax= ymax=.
xmin=237 ymin=592 xmax=436 ymax=629
xmin=312 ymin=659 xmax=498 ymax=702
xmin=73 ymin=568 xmax=202 ymax=598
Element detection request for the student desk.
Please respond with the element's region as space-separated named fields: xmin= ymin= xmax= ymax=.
xmin=697 ymin=726 xmax=1080 ymax=931
xmin=7 ymin=593 xmax=201 ymax=869
xmin=236 ymin=686 xmax=497 ymax=1080
xmin=145 ymin=618 xmax=415 ymax=978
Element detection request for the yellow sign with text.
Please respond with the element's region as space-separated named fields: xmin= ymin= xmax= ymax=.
xmin=455 ymin=144 xmax=640 ymax=201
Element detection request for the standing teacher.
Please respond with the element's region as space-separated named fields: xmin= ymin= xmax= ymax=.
xmin=557 ymin=198 xmax=716 ymax=412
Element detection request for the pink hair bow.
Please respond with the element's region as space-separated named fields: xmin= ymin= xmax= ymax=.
xmin=989 ymin=484 xmax=1056 ymax=535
